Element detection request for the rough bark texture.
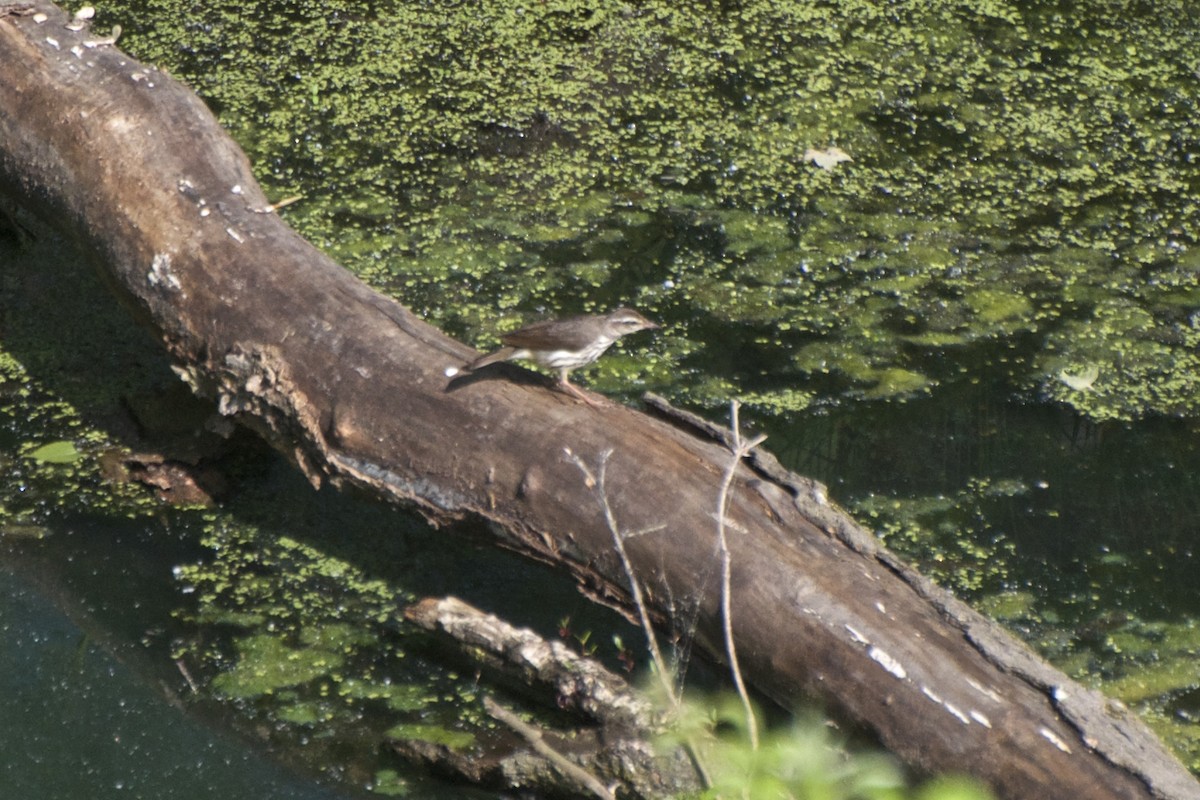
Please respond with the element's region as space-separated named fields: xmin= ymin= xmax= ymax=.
xmin=401 ymin=596 xmax=701 ymax=797
xmin=1 ymin=4 xmax=1196 ymax=799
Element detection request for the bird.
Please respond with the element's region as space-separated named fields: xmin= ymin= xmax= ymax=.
xmin=461 ymin=308 xmax=659 ymax=403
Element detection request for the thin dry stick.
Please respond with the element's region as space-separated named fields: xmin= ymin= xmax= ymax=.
xmin=716 ymin=400 xmax=767 ymax=750
xmin=567 ymin=448 xmax=676 ymax=707
xmin=483 ymin=695 xmax=617 ymax=800
xmin=567 ymin=447 xmax=712 ymax=789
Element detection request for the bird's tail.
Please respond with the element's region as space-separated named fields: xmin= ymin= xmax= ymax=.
xmin=465 ymin=347 xmax=517 ymax=371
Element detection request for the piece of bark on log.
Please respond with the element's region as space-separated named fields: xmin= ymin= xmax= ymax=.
xmin=399 ymin=596 xmax=701 ymax=797
xmin=0 ymin=4 xmax=1195 ymax=799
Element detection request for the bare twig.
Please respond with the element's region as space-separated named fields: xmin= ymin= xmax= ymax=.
xmin=567 ymin=448 xmax=676 ymax=707
xmin=567 ymin=447 xmax=713 ymax=788
xmin=716 ymin=400 xmax=767 ymax=750
xmin=254 ymin=194 xmax=303 ymax=213
xmin=483 ymin=695 xmax=617 ymax=800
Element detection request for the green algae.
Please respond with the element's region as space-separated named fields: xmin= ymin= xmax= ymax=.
xmin=0 ymin=355 xmax=160 ymax=526
xmin=175 ymin=520 xmax=414 ymax=706
xmin=28 ymin=440 xmax=82 ymax=464
xmin=107 ymin=0 xmax=1200 ymax=418
xmin=853 ymin=481 xmax=1017 ymax=594
xmin=383 ymin=723 xmax=475 ymax=751
xmin=211 ymin=632 xmax=343 ymax=699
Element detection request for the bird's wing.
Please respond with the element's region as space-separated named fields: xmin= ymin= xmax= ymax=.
xmin=500 ymin=315 xmax=595 ymax=350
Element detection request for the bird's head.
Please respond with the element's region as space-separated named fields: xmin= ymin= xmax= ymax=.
xmin=605 ymin=308 xmax=659 ymax=337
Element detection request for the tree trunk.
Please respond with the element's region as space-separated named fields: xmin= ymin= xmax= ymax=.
xmin=0 ymin=4 xmax=1195 ymax=799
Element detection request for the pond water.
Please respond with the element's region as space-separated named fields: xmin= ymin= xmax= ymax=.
xmin=2 ymin=0 xmax=1199 ymax=794
xmin=0 ymin=552 xmax=358 ymax=800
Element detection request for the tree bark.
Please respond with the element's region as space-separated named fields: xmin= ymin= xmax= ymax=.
xmin=401 ymin=596 xmax=702 ymax=797
xmin=0 ymin=4 xmax=1196 ymax=799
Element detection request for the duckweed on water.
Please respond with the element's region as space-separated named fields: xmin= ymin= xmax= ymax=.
xmin=27 ymin=440 xmax=82 ymax=464
xmin=381 ymin=723 xmax=474 ymax=751
xmin=114 ymin=0 xmax=1200 ymax=418
xmin=0 ymin=356 xmax=156 ymax=523
xmin=211 ymin=632 xmax=343 ymax=699
xmin=853 ymin=478 xmax=1019 ymax=593
xmin=171 ymin=517 xmax=487 ymax=783
xmin=176 ymin=521 xmax=409 ymax=693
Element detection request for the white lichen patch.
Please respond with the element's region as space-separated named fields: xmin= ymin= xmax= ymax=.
xmin=867 ymin=645 xmax=907 ymax=680
xmin=1039 ymin=726 xmax=1073 ymax=754
xmin=969 ymin=710 xmax=992 ymax=728
xmin=919 ymin=684 xmax=989 ymax=726
xmin=943 ymin=702 xmax=970 ymax=725
xmin=966 ymin=676 xmax=1003 ymax=704
xmin=147 ymin=252 xmax=181 ymax=292
xmin=844 ymin=624 xmax=868 ymax=645
xmin=103 ymin=113 xmax=137 ymax=137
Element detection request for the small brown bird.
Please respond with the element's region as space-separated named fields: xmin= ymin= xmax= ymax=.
xmin=463 ymin=308 xmax=659 ymax=403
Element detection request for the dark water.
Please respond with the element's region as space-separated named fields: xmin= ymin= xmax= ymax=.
xmin=0 ymin=557 xmax=358 ymax=800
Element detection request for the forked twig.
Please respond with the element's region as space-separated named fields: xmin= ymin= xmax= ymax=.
xmin=567 ymin=448 xmax=676 ymax=707
xmin=567 ymin=447 xmax=712 ymax=787
xmin=716 ymin=400 xmax=767 ymax=750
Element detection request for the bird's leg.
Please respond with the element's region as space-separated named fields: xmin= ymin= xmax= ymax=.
xmin=557 ymin=369 xmax=605 ymax=407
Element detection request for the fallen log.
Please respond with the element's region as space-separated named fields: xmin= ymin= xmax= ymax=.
xmin=0 ymin=3 xmax=1195 ymax=798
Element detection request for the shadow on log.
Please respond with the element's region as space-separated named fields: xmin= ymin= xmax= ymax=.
xmin=0 ymin=3 xmax=1196 ymax=798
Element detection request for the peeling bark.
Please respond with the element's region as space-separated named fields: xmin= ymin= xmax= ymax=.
xmin=0 ymin=4 xmax=1197 ymax=799
xmin=402 ymin=596 xmax=700 ymax=798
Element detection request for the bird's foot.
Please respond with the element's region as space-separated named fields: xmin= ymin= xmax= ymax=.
xmin=558 ymin=380 xmax=607 ymax=407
